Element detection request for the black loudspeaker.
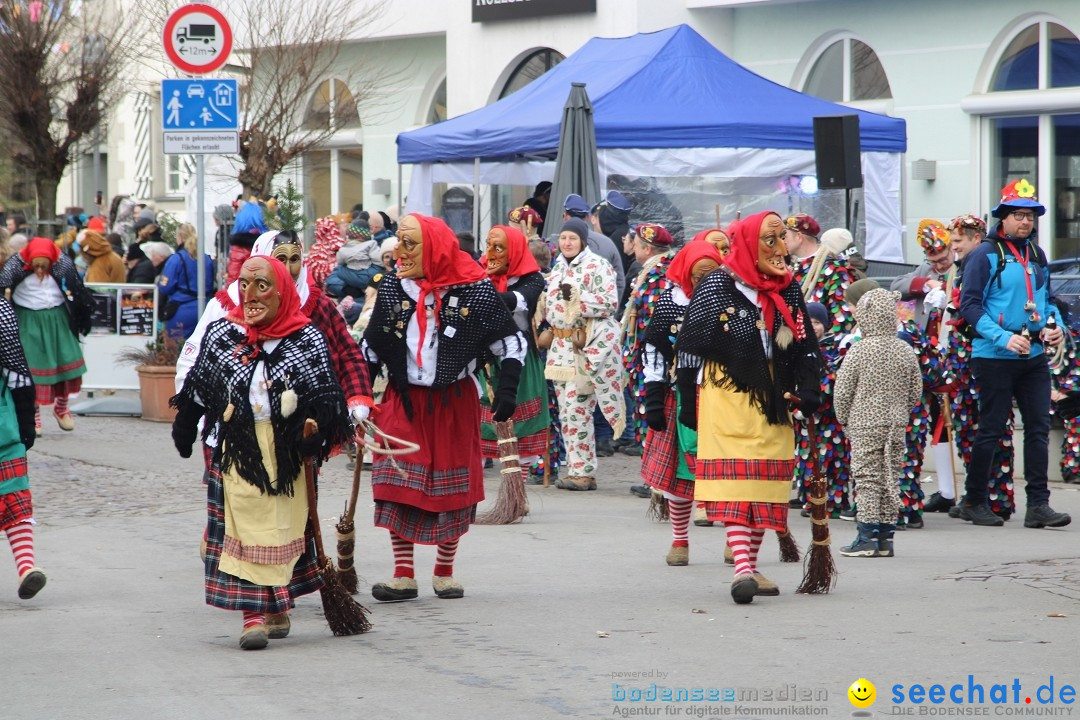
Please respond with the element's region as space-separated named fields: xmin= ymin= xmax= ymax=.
xmin=813 ymin=115 xmax=862 ymax=189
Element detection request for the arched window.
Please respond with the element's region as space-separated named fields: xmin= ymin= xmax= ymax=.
xmin=303 ymin=78 xmax=360 ymax=131
xmin=499 ymin=49 xmax=565 ymax=99
xmin=802 ymin=38 xmax=891 ymax=102
xmin=426 ymin=77 xmax=447 ymax=124
xmin=976 ymin=19 xmax=1080 ymax=258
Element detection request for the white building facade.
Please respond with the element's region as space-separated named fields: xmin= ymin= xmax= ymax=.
xmin=63 ymin=0 xmax=1080 ymax=261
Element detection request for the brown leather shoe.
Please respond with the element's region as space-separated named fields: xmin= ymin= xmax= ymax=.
xmin=752 ymin=573 xmax=779 ymax=596
xmin=723 ymin=543 xmax=734 ymax=565
xmin=556 ymin=476 xmax=596 ymax=491
xmin=665 ymin=544 xmax=689 ymax=566
xmin=730 ymin=574 xmax=758 ymax=604
xmin=239 ymin=624 xmax=269 ymax=650
xmin=266 ymin=612 xmax=291 ymax=639
xmin=693 ymin=504 xmax=714 ymax=527
xmin=54 ymin=412 xmax=74 ymax=431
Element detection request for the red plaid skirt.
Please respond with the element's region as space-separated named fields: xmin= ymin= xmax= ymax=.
xmin=36 ymin=378 xmax=82 ymax=406
xmin=641 ymin=391 xmax=694 ymax=499
xmin=372 ymin=381 xmax=483 ymax=544
xmin=480 ymin=396 xmax=548 ymax=459
xmin=0 ymin=488 xmax=32 ymax=531
xmin=704 ymin=501 xmax=789 ymax=532
xmin=203 ymin=461 xmax=322 ymax=613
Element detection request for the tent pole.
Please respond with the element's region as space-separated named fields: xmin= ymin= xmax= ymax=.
xmin=473 ymin=158 xmax=480 ymax=240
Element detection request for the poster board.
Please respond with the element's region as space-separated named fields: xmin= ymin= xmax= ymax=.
xmin=81 ymin=283 xmax=158 ymax=390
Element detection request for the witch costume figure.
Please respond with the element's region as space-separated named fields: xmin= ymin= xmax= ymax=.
xmin=640 ymin=241 xmax=723 ymax=566
xmin=177 ymin=230 xmax=373 ymax=426
xmin=677 ymin=211 xmax=822 ymax=605
xmin=0 ymin=238 xmax=91 ymax=435
xmin=0 ymin=298 xmax=46 ymax=600
xmin=480 ymin=224 xmax=550 ymax=468
xmin=171 ymin=256 xmax=354 ymax=650
xmin=362 ymin=214 xmax=525 ymax=602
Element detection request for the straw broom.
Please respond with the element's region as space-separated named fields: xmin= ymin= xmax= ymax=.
xmin=475 ymin=420 xmax=528 ymax=524
xmin=795 ymin=415 xmax=837 ymax=594
xmin=302 ymin=419 xmax=372 ymax=635
xmin=335 ymin=449 xmax=364 ymax=595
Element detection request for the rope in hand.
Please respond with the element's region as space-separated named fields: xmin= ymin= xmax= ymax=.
xmin=356 ymin=418 xmax=421 ymax=482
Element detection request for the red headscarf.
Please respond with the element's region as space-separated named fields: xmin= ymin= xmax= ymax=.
xmin=227 ymin=255 xmax=309 ymax=354
xmin=409 ymin=214 xmax=488 ymax=366
xmin=722 ymin=211 xmax=799 ymax=337
xmin=21 ymin=237 xmax=60 ymax=269
xmin=488 ymin=225 xmax=541 ymax=292
xmin=691 ymin=228 xmax=725 ymax=244
xmin=666 ymin=241 xmax=723 ymax=295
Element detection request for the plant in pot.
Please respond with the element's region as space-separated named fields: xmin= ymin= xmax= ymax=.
xmin=116 ymin=331 xmax=182 ymax=422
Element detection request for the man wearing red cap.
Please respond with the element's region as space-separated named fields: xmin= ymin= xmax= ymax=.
xmin=620 ymin=224 xmax=674 ymax=470
xmin=958 ymin=179 xmax=1069 ymax=529
xmin=786 ymin=214 xmax=859 ymax=336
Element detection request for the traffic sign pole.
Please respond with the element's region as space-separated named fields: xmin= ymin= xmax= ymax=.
xmin=196 ymin=155 xmax=206 ymax=319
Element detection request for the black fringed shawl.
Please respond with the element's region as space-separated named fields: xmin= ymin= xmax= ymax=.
xmin=0 ymin=299 xmax=32 ymax=389
xmin=499 ymin=270 xmax=546 ymax=350
xmin=172 ymin=319 xmax=354 ymax=496
xmin=676 ymin=269 xmax=822 ymax=426
xmin=642 ymin=288 xmax=687 ymax=371
xmin=362 ymin=275 xmax=523 ymax=416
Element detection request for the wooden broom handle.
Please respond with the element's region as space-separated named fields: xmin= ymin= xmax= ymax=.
xmin=302 ymin=419 xmax=327 ymax=563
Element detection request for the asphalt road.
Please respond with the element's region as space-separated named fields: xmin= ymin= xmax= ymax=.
xmin=6 ymin=409 xmax=1080 ymax=720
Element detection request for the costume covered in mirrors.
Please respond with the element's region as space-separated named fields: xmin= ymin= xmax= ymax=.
xmin=787 ymin=214 xmax=859 ymax=337
xmin=621 ymin=223 xmax=674 ymax=447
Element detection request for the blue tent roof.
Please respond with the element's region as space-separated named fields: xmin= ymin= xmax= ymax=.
xmin=397 ymin=24 xmax=907 ymax=164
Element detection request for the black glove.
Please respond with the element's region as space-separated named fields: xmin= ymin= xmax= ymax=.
xmin=793 ymin=389 xmax=821 ymax=417
xmin=11 ymin=385 xmax=35 ymax=451
xmin=497 ymin=290 xmax=518 ymax=311
xmin=171 ymin=400 xmax=204 ymax=459
xmin=559 ymin=283 xmax=573 ymax=302
xmin=676 ymin=367 xmax=698 ymax=431
xmin=492 ymin=358 xmax=522 ymax=422
xmin=298 ymin=421 xmax=325 ymax=458
xmin=643 ymin=381 xmax=667 ymax=432
xmin=1058 ymin=394 xmax=1080 ymax=422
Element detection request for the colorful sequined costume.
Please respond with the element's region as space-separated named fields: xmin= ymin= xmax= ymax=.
xmin=621 ymin=253 xmax=672 ymax=445
xmin=793 ymin=253 xmax=859 ymax=337
xmin=943 ymin=308 xmax=1016 ymax=517
xmin=1049 ymin=327 xmax=1080 ymax=484
xmin=795 ymin=334 xmax=851 ymax=517
xmin=896 ymin=320 xmax=950 ymax=527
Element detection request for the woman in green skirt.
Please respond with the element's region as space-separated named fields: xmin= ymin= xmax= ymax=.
xmin=480 ymin=225 xmax=550 ymax=465
xmin=0 ymin=238 xmax=91 ymax=435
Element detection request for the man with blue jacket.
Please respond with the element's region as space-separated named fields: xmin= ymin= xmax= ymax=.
xmin=959 ymin=179 xmax=1070 ymax=529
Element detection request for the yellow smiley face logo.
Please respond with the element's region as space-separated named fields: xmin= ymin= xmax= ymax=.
xmin=848 ymin=679 xmax=876 ymax=708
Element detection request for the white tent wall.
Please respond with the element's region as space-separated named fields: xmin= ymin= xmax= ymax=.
xmin=404 ymin=149 xmax=903 ymax=262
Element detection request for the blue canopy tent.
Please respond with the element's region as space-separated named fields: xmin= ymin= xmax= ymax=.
xmin=399 ymin=24 xmax=908 ymax=260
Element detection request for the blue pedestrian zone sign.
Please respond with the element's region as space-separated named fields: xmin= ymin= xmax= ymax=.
xmin=161 ymin=78 xmax=238 ymax=130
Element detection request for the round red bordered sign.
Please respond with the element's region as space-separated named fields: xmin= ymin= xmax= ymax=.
xmin=163 ymin=3 xmax=233 ymax=75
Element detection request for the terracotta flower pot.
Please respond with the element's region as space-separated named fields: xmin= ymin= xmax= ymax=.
xmin=135 ymin=365 xmax=178 ymax=422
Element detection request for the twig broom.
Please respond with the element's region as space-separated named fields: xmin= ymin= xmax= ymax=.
xmin=302 ymin=419 xmax=372 ymax=635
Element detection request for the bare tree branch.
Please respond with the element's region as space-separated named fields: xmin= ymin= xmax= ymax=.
xmin=133 ymin=0 xmax=396 ymax=199
xmin=0 ymin=1 xmax=149 ymax=224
